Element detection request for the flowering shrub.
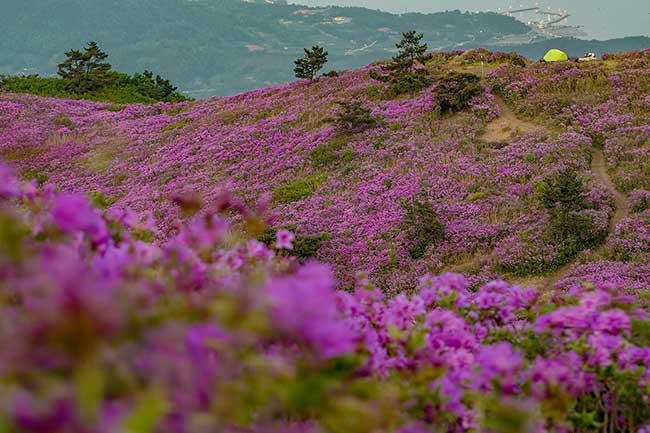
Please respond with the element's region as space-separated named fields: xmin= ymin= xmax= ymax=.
xmin=1 ymin=164 xmax=650 ymax=433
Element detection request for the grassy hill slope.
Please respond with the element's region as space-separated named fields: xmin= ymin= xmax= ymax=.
xmin=2 ymin=49 xmax=650 ymax=293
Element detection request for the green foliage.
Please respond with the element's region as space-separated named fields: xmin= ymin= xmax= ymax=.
xmin=88 ymin=192 xmax=117 ymax=210
xmin=0 ymin=75 xmax=69 ymax=97
xmin=308 ymin=136 xmax=348 ymax=168
xmin=323 ymin=70 xmax=340 ymax=78
xmin=389 ymin=122 xmax=401 ymax=131
xmin=52 ymin=116 xmax=75 ymax=129
xmin=370 ymin=31 xmax=432 ymax=97
xmin=129 ymin=70 xmax=184 ymax=102
xmin=536 ymin=168 xmax=607 ymax=269
xmin=402 ymin=194 xmax=444 ymax=260
xmin=161 ymin=119 xmax=192 ymax=132
xmin=294 ymin=45 xmax=329 ymax=81
xmin=258 ymin=226 xmax=331 ymax=260
xmin=334 ymin=100 xmax=380 ymax=133
xmin=436 ymin=72 xmax=484 ymax=114
xmin=21 ymin=168 xmax=48 ymax=186
xmin=274 ymin=174 xmax=324 ymax=204
xmin=630 ymin=320 xmax=650 ymax=346
xmin=467 ymin=191 xmax=488 ymax=202
xmin=386 ymin=70 xmax=431 ymax=98
xmin=390 ymin=31 xmax=429 ymax=73
xmin=0 ymin=213 xmax=29 ymax=260
xmin=58 ymin=41 xmax=115 ymax=94
xmin=480 ymin=397 xmax=534 ymax=433
xmin=534 ymin=168 xmax=584 ymax=210
xmin=364 ymin=85 xmax=383 ymax=100
xmin=122 ymin=390 xmax=169 ymax=433
xmin=1 ymin=42 xmax=187 ymax=103
xmin=107 ymin=105 xmax=126 ymax=112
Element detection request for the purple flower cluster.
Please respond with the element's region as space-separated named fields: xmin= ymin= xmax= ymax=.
xmin=1 ymin=165 xmax=649 ymax=432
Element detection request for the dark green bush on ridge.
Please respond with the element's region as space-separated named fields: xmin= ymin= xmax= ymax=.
xmin=436 ymin=72 xmax=484 ymax=114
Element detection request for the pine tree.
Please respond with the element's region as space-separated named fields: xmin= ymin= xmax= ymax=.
xmin=294 ymin=45 xmax=329 ymax=81
xmin=390 ymin=31 xmax=428 ymax=73
xmin=58 ymin=41 xmax=114 ymax=93
xmin=371 ymin=30 xmax=431 ymax=97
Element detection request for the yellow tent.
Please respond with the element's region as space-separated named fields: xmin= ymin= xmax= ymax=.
xmin=543 ymin=49 xmax=569 ymax=62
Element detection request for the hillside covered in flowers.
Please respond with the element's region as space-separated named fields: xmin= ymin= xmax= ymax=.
xmin=2 ymin=49 xmax=650 ymax=432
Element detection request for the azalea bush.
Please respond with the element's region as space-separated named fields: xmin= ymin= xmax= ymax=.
xmin=1 ymin=164 xmax=650 ymax=433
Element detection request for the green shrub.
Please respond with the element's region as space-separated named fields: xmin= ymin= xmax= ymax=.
xmin=258 ymin=226 xmax=330 ymax=260
xmin=389 ymin=122 xmax=402 ymax=131
xmin=386 ymin=70 xmax=431 ymax=97
xmin=274 ymin=174 xmax=324 ymax=204
xmin=340 ymin=149 xmax=356 ymax=165
xmin=1 ymin=66 xmax=188 ymax=104
xmin=308 ymin=146 xmax=337 ymax=168
xmin=373 ymin=136 xmax=387 ymax=150
xmin=535 ymin=168 xmax=607 ymax=268
xmin=402 ymin=195 xmax=444 ymax=260
xmin=21 ymin=169 xmax=48 ymax=186
xmin=436 ymin=72 xmax=483 ymax=114
xmin=0 ymin=75 xmax=69 ymax=98
xmin=334 ymin=100 xmax=380 ymax=133
xmin=534 ymin=168 xmax=584 ymax=210
xmin=364 ymin=85 xmax=383 ymax=100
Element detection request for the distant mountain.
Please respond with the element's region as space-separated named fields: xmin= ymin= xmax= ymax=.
xmin=1 ymin=1 xmax=649 ymax=97
xmin=0 ymin=0 xmax=528 ymax=97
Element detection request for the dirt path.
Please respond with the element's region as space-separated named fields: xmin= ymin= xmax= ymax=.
xmin=538 ymin=150 xmax=630 ymax=289
xmin=591 ymin=149 xmax=630 ymax=235
xmin=480 ymin=96 xmax=540 ymax=142
xmin=477 ymin=96 xmax=630 ymax=289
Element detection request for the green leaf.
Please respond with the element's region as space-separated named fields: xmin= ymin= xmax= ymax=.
xmin=75 ymin=360 xmax=104 ymax=422
xmin=123 ymin=390 xmax=169 ymax=433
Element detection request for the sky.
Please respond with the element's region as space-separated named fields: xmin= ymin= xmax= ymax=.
xmin=289 ymin=0 xmax=650 ymax=40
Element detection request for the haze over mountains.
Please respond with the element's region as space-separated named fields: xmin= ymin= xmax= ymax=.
xmin=293 ymin=0 xmax=650 ymax=40
xmin=1 ymin=0 xmax=649 ymax=97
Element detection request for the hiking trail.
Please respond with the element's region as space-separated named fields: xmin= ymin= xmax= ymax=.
xmin=478 ymin=95 xmax=631 ymax=289
xmin=480 ymin=96 xmax=540 ymax=143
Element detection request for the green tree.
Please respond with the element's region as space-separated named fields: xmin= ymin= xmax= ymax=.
xmin=57 ymin=41 xmax=115 ymax=93
xmin=294 ymin=45 xmax=328 ymax=81
xmin=436 ymin=72 xmax=484 ymax=114
xmin=370 ymin=30 xmax=431 ymax=97
xmin=334 ymin=100 xmax=379 ymax=133
xmin=389 ymin=30 xmax=428 ymax=74
xmin=130 ymin=70 xmax=182 ymax=101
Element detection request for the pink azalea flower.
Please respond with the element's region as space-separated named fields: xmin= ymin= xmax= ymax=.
xmin=276 ymin=229 xmax=295 ymax=250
